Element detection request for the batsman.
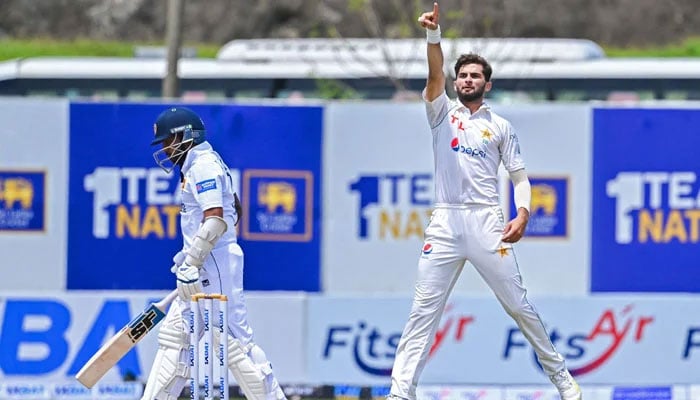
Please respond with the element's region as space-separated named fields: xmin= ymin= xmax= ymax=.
xmin=142 ymin=107 xmax=287 ymax=400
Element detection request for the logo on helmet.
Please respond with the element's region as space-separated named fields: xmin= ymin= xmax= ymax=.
xmin=170 ymin=124 xmax=193 ymax=134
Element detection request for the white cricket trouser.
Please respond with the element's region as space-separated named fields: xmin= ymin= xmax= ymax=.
xmin=390 ymin=205 xmax=566 ymax=400
xmin=197 ymin=242 xmax=254 ymax=344
xmin=142 ymin=242 xmax=284 ymax=399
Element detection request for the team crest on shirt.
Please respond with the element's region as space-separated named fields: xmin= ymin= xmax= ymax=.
xmin=481 ymin=128 xmax=493 ymax=144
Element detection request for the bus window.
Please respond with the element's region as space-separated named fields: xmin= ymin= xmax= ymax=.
xmin=552 ymin=90 xmax=588 ymax=102
xmin=202 ymin=90 xmax=226 ymax=100
xmin=27 ymin=90 xmax=62 ymax=97
xmin=606 ymin=91 xmax=655 ymax=102
xmin=490 ymin=90 xmax=547 ymax=103
xmin=233 ymin=89 xmax=274 ymax=99
xmin=90 ymin=90 xmax=120 ymax=100
xmin=665 ymin=90 xmax=700 ymax=100
xmin=127 ymin=90 xmax=158 ymax=100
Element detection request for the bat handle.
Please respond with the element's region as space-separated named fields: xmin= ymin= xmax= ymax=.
xmin=156 ymin=289 xmax=179 ymax=311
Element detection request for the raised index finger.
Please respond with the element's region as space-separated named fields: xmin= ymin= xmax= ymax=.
xmin=433 ymin=2 xmax=439 ymax=19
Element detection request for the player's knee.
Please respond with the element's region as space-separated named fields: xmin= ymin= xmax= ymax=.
xmin=141 ymin=343 xmax=189 ymax=400
xmin=500 ymin=298 xmax=533 ymax=319
xmin=158 ymin=319 xmax=188 ymax=350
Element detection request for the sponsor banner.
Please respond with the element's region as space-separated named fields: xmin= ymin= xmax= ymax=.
xmin=68 ymin=103 xmax=322 ymax=291
xmin=306 ymin=295 xmax=700 ymax=385
xmin=508 ymin=176 xmax=569 ymax=238
xmin=0 ymin=381 xmax=143 ymax=400
xmin=612 ymin=386 xmax=673 ymax=400
xmin=690 ymin=385 xmax=700 ymax=399
xmin=0 ymin=291 xmax=306 ymax=384
xmin=0 ymin=98 xmax=69 ymax=291
xmin=0 ymin=170 xmax=45 ymax=231
xmin=0 ymin=382 xmax=50 ymax=399
xmin=323 ymin=103 xmax=433 ymax=294
xmin=323 ymin=103 xmax=590 ymax=295
xmin=48 ymin=382 xmax=93 ymax=399
xmin=242 ymin=169 xmax=314 ymax=242
xmin=592 ymin=108 xmax=700 ymax=292
xmin=503 ymin=386 xmax=564 ymax=400
xmin=417 ymin=386 xmax=503 ymax=400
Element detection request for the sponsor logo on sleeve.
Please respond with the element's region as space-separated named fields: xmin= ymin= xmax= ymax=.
xmin=195 ymin=178 xmax=217 ymax=194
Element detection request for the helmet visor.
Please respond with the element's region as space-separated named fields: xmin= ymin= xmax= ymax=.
xmin=152 ymin=136 xmax=194 ymax=173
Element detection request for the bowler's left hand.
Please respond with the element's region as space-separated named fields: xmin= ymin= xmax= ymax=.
xmin=502 ymin=209 xmax=529 ymax=243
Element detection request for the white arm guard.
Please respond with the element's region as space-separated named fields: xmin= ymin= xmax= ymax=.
xmin=509 ymin=169 xmax=531 ymax=213
xmin=184 ymin=216 xmax=228 ymax=267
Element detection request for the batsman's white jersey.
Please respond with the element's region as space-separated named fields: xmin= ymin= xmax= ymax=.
xmin=389 ymin=91 xmax=566 ymax=400
xmin=180 ymin=142 xmax=238 ymax=250
xmin=177 ymin=141 xmax=254 ymax=341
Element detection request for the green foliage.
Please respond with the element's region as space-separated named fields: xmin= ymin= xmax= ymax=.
xmin=444 ymin=10 xmax=464 ymax=22
xmin=604 ymin=37 xmax=700 ymax=57
xmin=443 ymin=27 xmax=460 ymax=40
xmin=348 ymin=0 xmax=368 ymax=12
xmin=308 ymin=26 xmax=322 ymax=38
xmin=0 ymin=39 xmax=219 ymax=61
xmin=325 ymin=26 xmax=341 ymax=38
xmin=397 ymin=24 xmax=412 ymax=38
xmin=315 ymin=79 xmax=362 ymax=100
xmin=3 ymin=36 xmax=700 ymax=63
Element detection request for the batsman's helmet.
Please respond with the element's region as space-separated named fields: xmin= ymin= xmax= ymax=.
xmin=151 ymin=107 xmax=206 ymax=173
xmin=151 ymin=106 xmax=206 ymax=146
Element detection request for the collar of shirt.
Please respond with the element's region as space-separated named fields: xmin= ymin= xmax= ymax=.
xmin=181 ymin=141 xmax=212 ymax=174
xmin=456 ymin=101 xmax=491 ymax=117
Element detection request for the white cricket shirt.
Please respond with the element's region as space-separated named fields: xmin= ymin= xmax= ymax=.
xmin=179 ymin=141 xmax=238 ymax=249
xmin=425 ymin=90 xmax=525 ymax=206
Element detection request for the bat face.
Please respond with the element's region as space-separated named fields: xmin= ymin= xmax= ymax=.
xmin=126 ymin=305 xmax=165 ymax=342
xmin=76 ymin=302 xmax=169 ymax=388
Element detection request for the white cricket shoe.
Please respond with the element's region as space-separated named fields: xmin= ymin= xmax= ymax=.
xmin=549 ymin=369 xmax=582 ymax=400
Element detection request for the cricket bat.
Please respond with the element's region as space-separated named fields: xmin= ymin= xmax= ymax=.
xmin=76 ymin=289 xmax=179 ymax=388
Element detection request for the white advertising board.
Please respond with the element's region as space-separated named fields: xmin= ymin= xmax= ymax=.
xmin=0 ymin=98 xmax=69 ymax=291
xmin=323 ymin=102 xmax=590 ymax=295
xmin=496 ymin=104 xmax=591 ymax=296
xmin=306 ymin=294 xmax=700 ymax=385
xmin=0 ymin=291 xmax=306 ymax=384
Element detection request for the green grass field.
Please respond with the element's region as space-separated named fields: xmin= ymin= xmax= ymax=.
xmin=0 ymin=39 xmax=220 ymax=61
xmin=1 ymin=37 xmax=700 ymax=61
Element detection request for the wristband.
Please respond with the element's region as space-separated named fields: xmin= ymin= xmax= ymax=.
xmin=426 ymin=25 xmax=441 ymax=44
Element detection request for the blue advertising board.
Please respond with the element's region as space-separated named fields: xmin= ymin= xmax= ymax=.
xmin=508 ymin=176 xmax=569 ymax=238
xmin=68 ymin=103 xmax=322 ymax=291
xmin=0 ymin=170 xmax=45 ymax=232
xmin=592 ymin=108 xmax=700 ymax=292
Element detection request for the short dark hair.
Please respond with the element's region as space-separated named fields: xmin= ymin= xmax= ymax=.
xmin=454 ymin=53 xmax=492 ymax=81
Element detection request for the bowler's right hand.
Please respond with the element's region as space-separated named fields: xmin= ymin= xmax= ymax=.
xmin=418 ymin=2 xmax=439 ymax=30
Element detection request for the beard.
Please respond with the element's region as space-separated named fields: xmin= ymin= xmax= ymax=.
xmin=456 ymin=84 xmax=486 ymax=103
